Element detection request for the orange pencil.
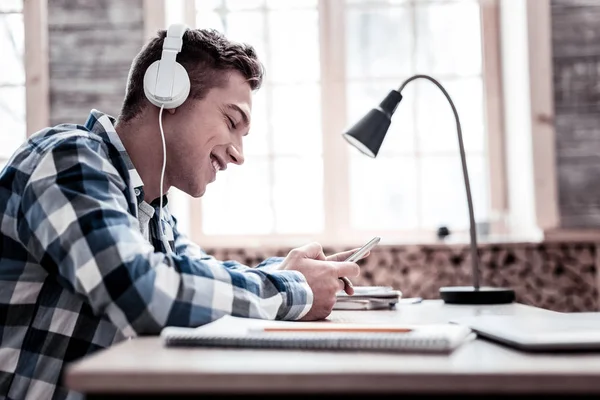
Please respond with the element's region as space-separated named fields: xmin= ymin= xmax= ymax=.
xmin=259 ymin=326 xmax=412 ymax=333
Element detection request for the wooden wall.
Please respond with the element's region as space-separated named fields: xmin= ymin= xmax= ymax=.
xmin=551 ymin=0 xmax=600 ymax=228
xmin=47 ymin=0 xmax=145 ymax=126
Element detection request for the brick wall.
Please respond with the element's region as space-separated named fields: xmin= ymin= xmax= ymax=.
xmin=207 ymin=241 xmax=599 ymax=312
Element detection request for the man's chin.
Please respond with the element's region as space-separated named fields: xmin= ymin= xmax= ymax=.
xmin=190 ymin=187 xmax=207 ymax=198
xmin=178 ymin=182 xmax=207 ymax=198
xmin=193 ymin=184 xmax=208 ymax=198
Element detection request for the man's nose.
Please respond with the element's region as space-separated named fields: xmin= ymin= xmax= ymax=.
xmin=227 ymin=145 xmax=245 ymax=166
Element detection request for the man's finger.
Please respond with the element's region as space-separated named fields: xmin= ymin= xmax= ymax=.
xmin=294 ymin=242 xmax=326 ymax=261
xmin=340 ymin=277 xmax=355 ymax=295
xmin=326 ymin=248 xmax=372 ymax=262
xmin=335 ymin=262 xmax=360 ymax=278
xmin=344 ymin=282 xmax=355 ymax=295
xmin=326 ymin=248 xmax=359 ymax=262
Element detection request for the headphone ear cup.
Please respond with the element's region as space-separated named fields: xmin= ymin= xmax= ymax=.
xmin=167 ymin=62 xmax=190 ymax=109
xmin=143 ymin=60 xmax=162 ymax=107
xmin=143 ymin=61 xmax=190 ymax=109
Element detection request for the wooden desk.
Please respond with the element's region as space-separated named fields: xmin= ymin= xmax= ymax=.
xmin=64 ymin=300 xmax=600 ymax=398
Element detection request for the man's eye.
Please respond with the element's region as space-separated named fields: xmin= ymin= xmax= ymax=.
xmin=227 ymin=117 xmax=236 ymax=130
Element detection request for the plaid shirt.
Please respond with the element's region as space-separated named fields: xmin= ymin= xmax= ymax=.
xmin=0 ymin=110 xmax=313 ymax=400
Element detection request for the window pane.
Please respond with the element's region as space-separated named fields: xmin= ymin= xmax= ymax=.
xmin=273 ymin=156 xmax=324 ymax=233
xmin=202 ymin=158 xmax=274 ymax=235
xmin=0 ymin=13 xmax=25 ymax=85
xmin=268 ymin=9 xmax=319 ymax=83
xmin=195 ymin=0 xmax=223 ymax=12
xmin=196 ymin=11 xmax=268 ymax=75
xmin=196 ymin=11 xmax=225 ymax=31
xmin=166 ymin=0 xmax=187 ymax=26
xmin=227 ymin=0 xmax=264 ymax=10
xmin=349 ymin=156 xmax=419 ymax=230
xmin=0 ymin=86 xmax=26 ymax=159
xmin=416 ymin=77 xmax=485 ymax=154
xmin=168 ymin=188 xmax=191 ymax=236
xmin=346 ymin=80 xmax=416 ymax=156
xmin=346 ymin=7 xmax=413 ymax=79
xmin=346 ymin=0 xmax=407 ymax=4
xmin=195 ymin=1 xmax=324 ymax=237
xmin=419 ymin=155 xmax=489 ymax=230
xmin=272 ymin=84 xmax=321 ymax=156
xmin=226 ymin=12 xmax=268 ymax=69
xmin=244 ymin=87 xmax=270 ymax=157
xmin=0 ymin=0 xmax=22 ymax=12
xmin=265 ymin=0 xmax=317 ymax=9
xmin=415 ymin=1 xmax=482 ymax=76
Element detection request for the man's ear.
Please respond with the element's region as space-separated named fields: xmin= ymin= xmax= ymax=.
xmin=167 ymin=108 xmax=177 ymax=115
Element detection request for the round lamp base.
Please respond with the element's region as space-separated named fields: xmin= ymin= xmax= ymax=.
xmin=439 ymin=286 xmax=515 ymax=304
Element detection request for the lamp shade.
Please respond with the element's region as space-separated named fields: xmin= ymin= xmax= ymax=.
xmin=342 ymin=89 xmax=403 ymax=158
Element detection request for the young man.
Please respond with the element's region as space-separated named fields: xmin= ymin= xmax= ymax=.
xmin=0 ymin=28 xmax=361 ymax=400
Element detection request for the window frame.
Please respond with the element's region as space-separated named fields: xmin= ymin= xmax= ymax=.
xmin=0 ymin=0 xmax=48 ymax=168
xmin=23 ymin=0 xmax=49 ymax=137
xmin=146 ymin=0 xmax=508 ymax=248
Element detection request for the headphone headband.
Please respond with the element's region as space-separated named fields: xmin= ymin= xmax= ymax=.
xmin=163 ymin=23 xmax=187 ymax=52
xmin=154 ymin=24 xmax=189 ymax=101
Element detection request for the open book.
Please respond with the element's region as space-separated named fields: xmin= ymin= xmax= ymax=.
xmin=161 ymin=315 xmax=473 ymax=353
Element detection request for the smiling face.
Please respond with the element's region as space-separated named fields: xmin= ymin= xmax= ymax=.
xmin=164 ymin=71 xmax=252 ymax=197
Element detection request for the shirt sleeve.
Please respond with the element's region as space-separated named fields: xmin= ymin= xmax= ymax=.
xmin=18 ymin=135 xmax=313 ymax=337
xmin=171 ymin=214 xmax=285 ymax=272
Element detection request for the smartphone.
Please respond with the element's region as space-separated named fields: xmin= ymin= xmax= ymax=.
xmin=338 ymin=237 xmax=381 ymax=292
xmin=345 ymin=236 xmax=381 ymax=262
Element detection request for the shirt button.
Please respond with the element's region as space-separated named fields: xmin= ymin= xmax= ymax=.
xmin=134 ymin=188 xmax=141 ymax=196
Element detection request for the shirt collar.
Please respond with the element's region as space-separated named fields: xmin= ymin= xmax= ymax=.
xmin=84 ymin=109 xmax=145 ymax=204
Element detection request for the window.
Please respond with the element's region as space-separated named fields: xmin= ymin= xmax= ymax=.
xmin=0 ymin=0 xmax=26 ymax=168
xmin=195 ymin=0 xmax=324 ymax=238
xmin=168 ymin=0 xmax=502 ymax=247
xmin=343 ymin=0 xmax=488 ymax=234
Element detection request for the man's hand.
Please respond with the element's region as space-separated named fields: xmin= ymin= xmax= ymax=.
xmin=279 ymin=242 xmax=360 ymax=321
xmin=323 ymin=247 xmax=371 ymax=295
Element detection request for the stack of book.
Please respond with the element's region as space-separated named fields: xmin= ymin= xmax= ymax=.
xmin=334 ymin=286 xmax=403 ymax=310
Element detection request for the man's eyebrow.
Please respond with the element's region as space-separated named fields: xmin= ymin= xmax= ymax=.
xmin=225 ymin=104 xmax=250 ymax=127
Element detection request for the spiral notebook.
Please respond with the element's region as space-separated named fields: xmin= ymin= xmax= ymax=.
xmin=161 ymin=315 xmax=473 ymax=353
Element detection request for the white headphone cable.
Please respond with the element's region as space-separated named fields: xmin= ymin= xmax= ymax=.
xmin=158 ymin=104 xmax=171 ymax=253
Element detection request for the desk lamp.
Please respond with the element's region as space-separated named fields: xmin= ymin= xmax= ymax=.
xmin=342 ymin=74 xmax=515 ymax=304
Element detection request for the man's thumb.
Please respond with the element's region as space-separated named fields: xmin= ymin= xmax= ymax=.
xmin=295 ymin=242 xmax=326 ymax=260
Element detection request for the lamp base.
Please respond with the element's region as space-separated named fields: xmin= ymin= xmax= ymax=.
xmin=439 ymin=286 xmax=515 ymax=304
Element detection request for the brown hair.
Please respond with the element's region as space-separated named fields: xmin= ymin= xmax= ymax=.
xmin=118 ymin=28 xmax=264 ymax=122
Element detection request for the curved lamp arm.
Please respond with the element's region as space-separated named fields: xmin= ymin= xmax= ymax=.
xmin=343 ymin=74 xmax=481 ymax=291
xmin=399 ymin=75 xmax=480 ymax=290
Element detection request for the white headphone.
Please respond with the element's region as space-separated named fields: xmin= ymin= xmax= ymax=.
xmin=143 ymin=23 xmax=191 ymax=109
xmin=142 ymin=23 xmax=191 ymax=255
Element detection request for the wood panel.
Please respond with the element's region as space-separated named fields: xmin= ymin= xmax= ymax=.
xmin=47 ymin=0 xmax=144 ymax=125
xmin=551 ymin=0 xmax=600 ymax=228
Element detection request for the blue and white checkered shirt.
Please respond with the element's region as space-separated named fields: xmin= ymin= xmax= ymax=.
xmin=0 ymin=110 xmax=313 ymax=400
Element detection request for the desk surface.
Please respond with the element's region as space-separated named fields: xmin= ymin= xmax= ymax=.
xmin=64 ymin=300 xmax=600 ymax=395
